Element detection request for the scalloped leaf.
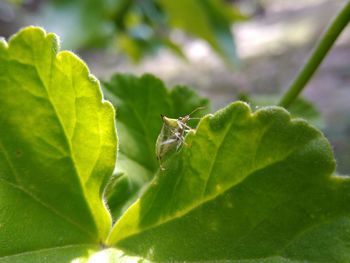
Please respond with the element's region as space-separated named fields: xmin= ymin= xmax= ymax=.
xmin=108 ymin=102 xmax=350 ymax=262
xmin=102 ymin=74 xmax=209 ymax=219
xmin=0 ymin=27 xmax=116 ymax=261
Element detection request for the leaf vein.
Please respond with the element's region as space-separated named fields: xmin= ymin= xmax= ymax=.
xmin=0 ymin=177 xmax=95 ymax=238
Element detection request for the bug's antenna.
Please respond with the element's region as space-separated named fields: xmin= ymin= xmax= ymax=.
xmin=188 ymin=106 xmax=206 ymax=117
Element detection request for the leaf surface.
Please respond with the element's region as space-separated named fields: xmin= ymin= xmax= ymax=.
xmin=108 ymin=101 xmax=350 ymax=262
xmin=0 ymin=27 xmax=116 ymax=260
xmin=103 ymin=74 xmax=209 ymax=219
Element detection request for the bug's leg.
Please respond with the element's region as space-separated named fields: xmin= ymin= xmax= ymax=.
xmin=181 ymin=140 xmax=189 ymax=148
xmin=176 ymin=134 xmax=191 ymax=151
xmin=177 ymin=121 xmax=194 ymax=133
xmin=177 ymin=120 xmax=185 ymax=129
xmin=176 ymin=140 xmax=183 ymax=151
xmin=176 ymin=119 xmax=192 ymax=130
xmin=182 ymin=122 xmax=193 ymax=130
xmin=160 ymin=137 xmax=178 ymax=146
xmin=160 ymin=162 xmax=166 ymax=171
xmin=157 ymin=155 xmax=166 ymax=171
xmin=174 ymin=131 xmax=182 ymax=139
xmin=183 ymin=125 xmax=195 ymax=136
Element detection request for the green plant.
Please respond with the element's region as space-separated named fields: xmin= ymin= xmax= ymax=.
xmin=33 ymin=0 xmax=244 ymax=65
xmin=0 ymin=1 xmax=350 ymax=262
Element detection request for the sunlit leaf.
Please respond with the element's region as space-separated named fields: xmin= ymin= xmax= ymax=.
xmin=0 ymin=27 xmax=116 ymax=261
xmin=108 ymin=101 xmax=350 ymax=262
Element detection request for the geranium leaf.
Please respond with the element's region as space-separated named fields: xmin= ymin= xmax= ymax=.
xmin=0 ymin=27 xmax=116 ymax=261
xmin=108 ymin=101 xmax=350 ymax=262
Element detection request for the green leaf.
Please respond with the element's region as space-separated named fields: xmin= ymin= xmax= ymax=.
xmin=161 ymin=38 xmax=187 ymax=61
xmin=158 ymin=0 xmax=242 ymax=66
xmin=102 ymin=74 xmax=209 ymax=219
xmin=108 ymin=101 xmax=350 ymax=262
xmin=0 ymin=27 xmax=116 ymax=260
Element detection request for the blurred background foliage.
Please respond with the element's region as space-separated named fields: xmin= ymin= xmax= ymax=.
xmin=0 ymin=0 xmax=246 ymax=65
xmin=1 ymin=0 xmax=350 ymax=173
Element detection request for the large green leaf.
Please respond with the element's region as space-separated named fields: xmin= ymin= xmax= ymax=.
xmin=103 ymin=74 xmax=209 ymax=219
xmin=0 ymin=27 xmax=116 ymax=261
xmin=108 ymin=101 xmax=350 ymax=262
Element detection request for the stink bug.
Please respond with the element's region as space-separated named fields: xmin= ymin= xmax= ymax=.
xmin=155 ymin=107 xmax=205 ymax=170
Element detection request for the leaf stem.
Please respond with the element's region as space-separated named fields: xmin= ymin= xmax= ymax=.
xmin=278 ymin=0 xmax=350 ymax=108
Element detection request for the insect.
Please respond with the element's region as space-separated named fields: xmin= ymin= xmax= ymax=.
xmin=156 ymin=107 xmax=205 ymax=170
